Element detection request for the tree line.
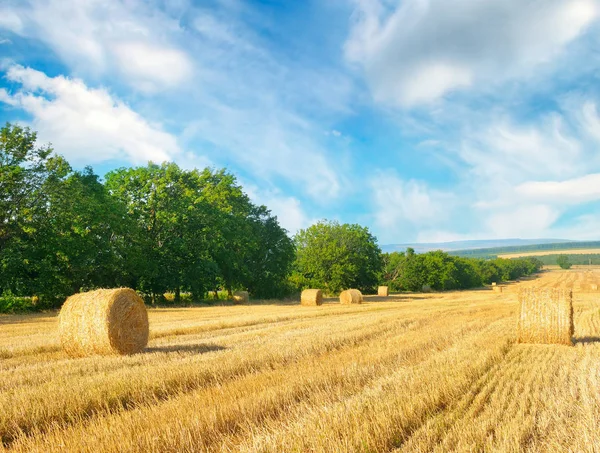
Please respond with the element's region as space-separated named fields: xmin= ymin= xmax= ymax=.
xmin=381 ymin=249 xmax=542 ymax=291
xmin=1 ymin=123 xmax=542 ymax=310
xmin=1 ymin=124 xmax=294 ymax=306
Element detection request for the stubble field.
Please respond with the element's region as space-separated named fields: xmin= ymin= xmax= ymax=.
xmin=1 ymin=269 xmax=600 ymax=452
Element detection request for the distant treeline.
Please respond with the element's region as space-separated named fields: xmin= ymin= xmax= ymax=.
xmin=382 ymin=249 xmax=542 ymax=292
xmin=452 ymin=241 xmax=600 ymax=259
xmin=534 ymin=254 xmax=600 ymax=266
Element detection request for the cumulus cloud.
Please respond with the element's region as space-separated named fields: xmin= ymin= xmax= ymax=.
xmin=0 ymin=0 xmax=192 ymax=90
xmin=0 ymin=65 xmax=181 ymax=165
xmin=346 ymin=0 xmax=598 ymax=107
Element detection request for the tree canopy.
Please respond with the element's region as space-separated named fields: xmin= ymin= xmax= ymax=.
xmin=291 ymin=220 xmax=383 ymax=294
xmin=0 ymin=123 xmax=294 ymax=305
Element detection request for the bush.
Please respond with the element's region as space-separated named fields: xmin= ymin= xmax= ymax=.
xmin=0 ymin=294 xmax=38 ymax=313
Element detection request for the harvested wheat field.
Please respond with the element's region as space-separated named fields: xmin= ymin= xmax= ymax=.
xmin=1 ymin=269 xmax=600 ymax=452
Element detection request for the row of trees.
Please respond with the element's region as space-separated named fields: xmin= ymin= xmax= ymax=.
xmin=381 ymin=249 xmax=543 ymax=292
xmin=1 ymin=123 xmax=544 ymax=309
xmin=1 ymin=124 xmax=294 ymax=305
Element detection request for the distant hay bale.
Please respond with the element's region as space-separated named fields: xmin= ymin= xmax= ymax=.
xmin=340 ymin=289 xmax=363 ymax=304
xmin=422 ymin=285 xmax=432 ymax=293
xmin=58 ymin=288 xmax=149 ymax=357
xmin=233 ymin=291 xmax=249 ymax=304
xmin=301 ymin=289 xmax=323 ymax=306
xmin=491 ymin=282 xmax=497 ymax=287
xmin=377 ymin=286 xmax=389 ymax=297
xmin=517 ymin=288 xmax=574 ymax=346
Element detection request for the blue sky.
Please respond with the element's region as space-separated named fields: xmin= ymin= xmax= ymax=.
xmin=2 ymin=0 xmax=600 ymax=244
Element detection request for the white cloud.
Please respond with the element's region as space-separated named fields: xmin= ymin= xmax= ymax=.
xmin=370 ymin=171 xmax=453 ymax=240
xmin=113 ymin=41 xmax=192 ymax=91
xmin=516 ymin=173 xmax=600 ymax=204
xmin=1 ymin=65 xmax=181 ymax=165
xmin=243 ymin=184 xmax=315 ymax=234
xmin=0 ymin=8 xmax=23 ymax=33
xmin=461 ymin=114 xmax=582 ymax=186
xmin=0 ymin=0 xmax=192 ymax=91
xmin=484 ymin=204 xmax=561 ymax=238
xmin=346 ymin=0 xmax=598 ymax=107
xmin=184 ymin=107 xmax=342 ymax=201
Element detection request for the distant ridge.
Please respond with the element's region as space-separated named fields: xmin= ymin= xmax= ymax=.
xmin=380 ymin=238 xmax=574 ymax=254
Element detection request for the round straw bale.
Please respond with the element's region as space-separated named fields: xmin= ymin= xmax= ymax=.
xmin=377 ymin=286 xmax=389 ymax=297
xmin=340 ymin=289 xmax=363 ymax=304
xmin=301 ymin=289 xmax=323 ymax=306
xmin=58 ymin=288 xmax=149 ymax=357
xmin=233 ymin=291 xmax=249 ymax=304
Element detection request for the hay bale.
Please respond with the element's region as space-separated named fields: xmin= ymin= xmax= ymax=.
xmin=301 ymin=289 xmax=323 ymax=306
xmin=491 ymin=282 xmax=497 ymax=287
xmin=517 ymin=288 xmax=574 ymax=346
xmin=58 ymin=288 xmax=149 ymax=357
xmin=233 ymin=291 xmax=249 ymax=304
xmin=422 ymin=285 xmax=432 ymax=293
xmin=377 ymin=286 xmax=389 ymax=297
xmin=340 ymin=289 xmax=363 ymax=304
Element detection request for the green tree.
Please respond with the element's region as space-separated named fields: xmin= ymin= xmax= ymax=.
xmin=0 ymin=123 xmax=54 ymax=253
xmin=292 ymin=220 xmax=382 ymax=294
xmin=28 ymin=166 xmax=132 ymax=301
xmin=557 ymin=254 xmax=572 ymax=270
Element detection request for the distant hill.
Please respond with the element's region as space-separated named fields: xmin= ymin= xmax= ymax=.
xmin=380 ymin=238 xmax=574 ymax=254
xmin=451 ymin=241 xmax=600 ymax=259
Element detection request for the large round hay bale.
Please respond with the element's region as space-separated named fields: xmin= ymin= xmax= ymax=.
xmin=58 ymin=288 xmax=149 ymax=357
xmin=301 ymin=289 xmax=323 ymax=306
xmin=233 ymin=291 xmax=249 ymax=304
xmin=517 ymin=288 xmax=573 ymax=345
xmin=340 ymin=289 xmax=363 ymax=304
xmin=377 ymin=286 xmax=389 ymax=297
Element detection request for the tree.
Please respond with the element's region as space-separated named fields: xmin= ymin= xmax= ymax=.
xmin=0 ymin=123 xmax=54 ymax=253
xmin=557 ymin=254 xmax=572 ymax=270
xmin=243 ymin=205 xmax=295 ymax=298
xmin=27 ymin=166 xmax=132 ymax=301
xmin=292 ymin=220 xmax=382 ymax=294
